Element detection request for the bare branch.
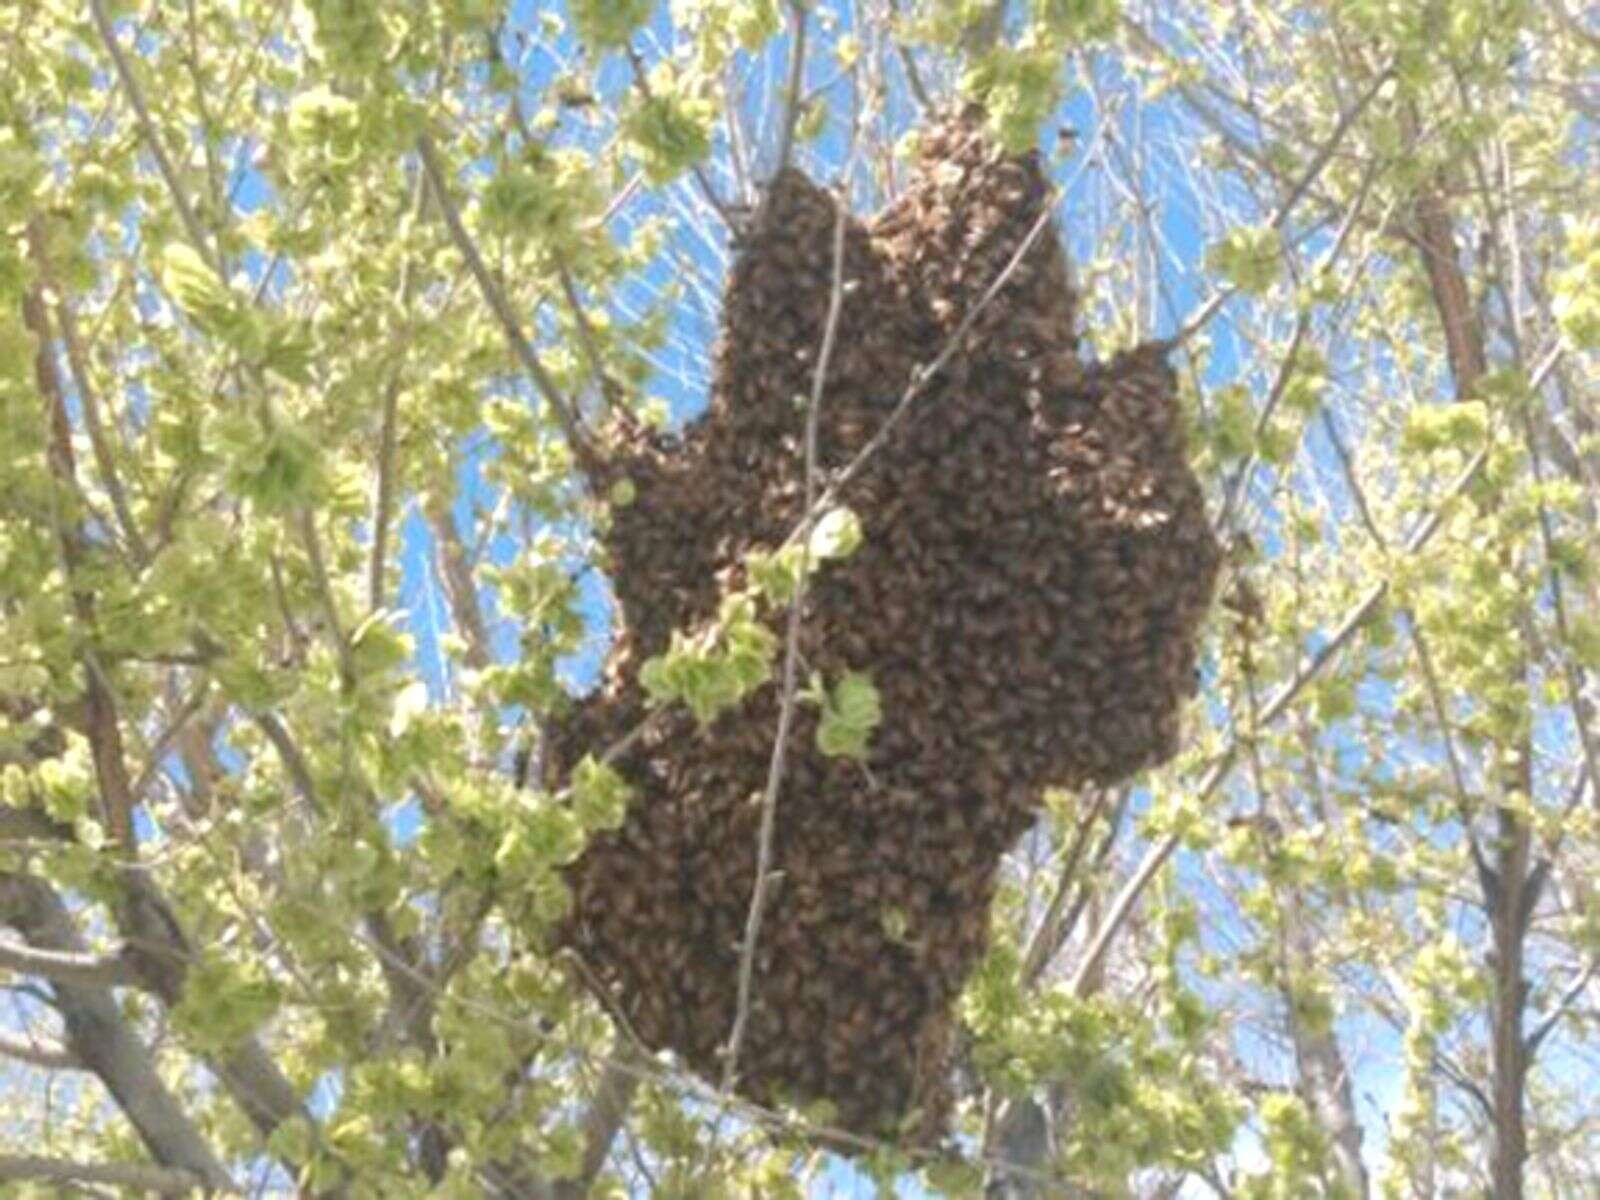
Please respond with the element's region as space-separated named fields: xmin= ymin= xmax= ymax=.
xmin=551 ymin=1050 xmax=644 ymax=1200
xmin=1169 ymin=63 xmax=1394 ymax=347
xmin=0 ymin=938 xmax=135 ymax=989
xmin=0 ymin=1154 xmax=220 ymax=1196
xmin=0 ymin=876 xmax=234 ymax=1190
xmin=425 ymin=492 xmax=493 ymax=671
xmin=1018 ymin=789 xmax=1111 ymax=986
xmin=33 ymin=228 xmax=150 ymax=565
xmin=23 ymin=231 xmax=137 ymax=851
xmin=1526 ymin=957 xmax=1600 ymax=1059
xmin=0 ymin=1030 xmax=80 ymax=1071
xmin=369 ymin=175 xmax=428 ymax=615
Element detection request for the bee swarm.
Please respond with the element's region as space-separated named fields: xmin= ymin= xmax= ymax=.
xmin=553 ymin=111 xmax=1220 ymax=1143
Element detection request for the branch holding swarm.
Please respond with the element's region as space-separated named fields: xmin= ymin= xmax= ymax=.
xmin=773 ymin=1 xmax=810 ymax=178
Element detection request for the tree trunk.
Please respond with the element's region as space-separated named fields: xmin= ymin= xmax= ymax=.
xmin=1284 ymin=922 xmax=1369 ymax=1199
xmin=1409 ymin=157 xmax=1541 ymax=1200
xmin=1489 ymin=801 xmax=1536 ymax=1200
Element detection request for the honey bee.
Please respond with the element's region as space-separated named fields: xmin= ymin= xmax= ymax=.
xmin=547 ymin=109 xmax=1221 ymax=1139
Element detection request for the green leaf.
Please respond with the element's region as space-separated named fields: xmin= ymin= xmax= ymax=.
xmin=1207 ymin=225 xmax=1282 ymax=295
xmin=623 ymin=69 xmax=715 ymax=184
xmin=160 ymin=243 xmax=261 ymax=354
xmin=807 ymin=506 xmax=863 ymax=561
xmin=813 ymin=670 xmax=881 ymax=759
xmin=570 ymin=755 xmax=632 ymax=832
xmin=571 ymin=0 xmax=653 ymax=49
xmin=172 ymin=952 xmax=284 ymax=1053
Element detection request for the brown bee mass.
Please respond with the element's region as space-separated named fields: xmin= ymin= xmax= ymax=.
xmin=552 ymin=110 xmax=1220 ymax=1143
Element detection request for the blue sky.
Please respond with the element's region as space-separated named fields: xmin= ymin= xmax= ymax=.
xmin=16 ymin=2 xmax=1590 ymax=1194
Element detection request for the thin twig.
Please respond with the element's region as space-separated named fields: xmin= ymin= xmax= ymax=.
xmin=1068 ymin=421 xmax=1524 ymax=995
xmin=369 ymin=174 xmax=429 ymax=614
xmin=424 ymin=492 xmax=493 ymax=672
xmin=0 ymin=1031 xmax=80 ymax=1071
xmin=885 ymin=0 xmax=933 ymax=111
xmin=556 ymin=259 xmax=629 ymax=421
xmin=33 ymin=233 xmax=150 ymax=565
xmin=722 ymin=152 xmax=853 ymax=1094
xmin=1525 ymin=956 xmax=1600 ymax=1058
xmin=1018 ymin=790 xmax=1110 ymax=985
xmin=802 ymin=185 xmax=1061 ymax=525
xmin=551 ymin=1051 xmax=644 ymax=1200
xmin=415 ymin=133 xmax=596 ymax=471
xmin=87 ymin=0 xmax=215 ymax=270
xmin=1168 ymin=63 xmax=1394 ymax=347
xmin=624 ymin=45 xmax=736 ymax=227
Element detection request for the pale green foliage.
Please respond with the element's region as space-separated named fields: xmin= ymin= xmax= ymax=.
xmin=172 ymin=952 xmax=286 ymax=1054
xmin=2 ymin=0 xmax=1599 ymax=1195
xmin=1553 ymin=217 xmax=1600 ymax=350
xmin=570 ymin=0 xmax=654 ymax=50
xmin=961 ymin=37 xmax=1066 ymax=152
xmin=624 ymin=66 xmax=716 ymax=185
xmin=674 ymin=0 xmax=782 ymax=70
xmin=803 ymin=670 xmax=882 ymax=759
xmin=1238 ymin=1093 xmax=1339 ymax=1200
xmin=570 ymin=755 xmax=633 ymax=832
xmin=480 ymin=147 xmax=602 ymax=246
xmin=746 ymin=505 xmax=863 ymax=606
xmin=639 ymin=594 xmax=779 ymax=723
xmin=1206 ymin=225 xmax=1282 ymax=295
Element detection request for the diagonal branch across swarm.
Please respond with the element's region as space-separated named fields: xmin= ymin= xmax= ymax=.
xmin=555 ymin=109 xmax=1221 ymax=1138
xmin=722 ymin=155 xmax=855 ymax=1095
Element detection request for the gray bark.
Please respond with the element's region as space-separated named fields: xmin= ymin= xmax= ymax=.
xmin=0 ymin=874 xmax=235 ymax=1192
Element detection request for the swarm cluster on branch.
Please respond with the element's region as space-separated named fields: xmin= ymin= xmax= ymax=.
xmin=553 ymin=110 xmax=1220 ymax=1141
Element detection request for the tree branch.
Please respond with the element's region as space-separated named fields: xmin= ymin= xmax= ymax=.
xmin=0 ymin=937 xmax=135 ymax=989
xmin=415 ymin=133 xmax=597 ymax=474
xmin=721 ymin=163 xmax=851 ymax=1093
xmin=1525 ymin=957 xmax=1600 ymax=1059
xmin=87 ymin=0 xmax=215 ymax=270
xmin=0 ymin=1154 xmax=220 ymax=1196
xmin=551 ymin=1050 xmax=644 ymax=1200
xmin=0 ymin=1030 xmax=80 ymax=1071
xmin=1169 ymin=63 xmax=1394 ymax=347
xmin=774 ymin=1 xmax=809 ymax=178
xmin=33 ymin=227 xmax=150 ymax=565
xmin=368 ymin=175 xmax=428 ymax=615
xmin=0 ymin=875 xmax=235 ymax=1191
